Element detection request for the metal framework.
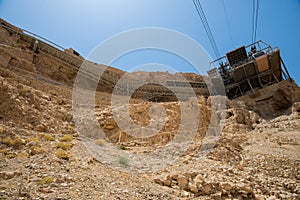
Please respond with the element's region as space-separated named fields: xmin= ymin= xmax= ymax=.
xmin=208 ymin=40 xmax=291 ymax=99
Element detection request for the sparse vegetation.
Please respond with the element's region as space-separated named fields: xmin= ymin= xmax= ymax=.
xmin=5 ymin=152 xmax=16 ymax=159
xmin=2 ymin=136 xmax=24 ymax=148
xmin=118 ymin=145 xmax=126 ymax=150
xmin=56 ymin=142 xmax=72 ymax=150
xmin=59 ymin=134 xmax=73 ymax=142
xmin=0 ymin=148 xmax=8 ymax=154
xmin=67 ymin=125 xmax=76 ymax=133
xmin=30 ymin=146 xmax=46 ymax=155
xmin=0 ymin=149 xmax=16 ymax=159
xmin=40 ymin=133 xmax=56 ymax=141
xmin=13 ymin=137 xmax=24 ymax=147
xmin=118 ymin=156 xmax=129 ymax=166
xmin=1 ymin=137 xmax=13 ymax=146
xmin=26 ymin=137 xmax=40 ymax=143
xmin=17 ymin=151 xmax=29 ymax=158
xmin=38 ymin=176 xmax=54 ymax=185
xmin=56 ymin=149 xmax=69 ymax=160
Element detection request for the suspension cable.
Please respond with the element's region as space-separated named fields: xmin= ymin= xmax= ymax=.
xmin=251 ymin=0 xmax=255 ymax=43
xmin=253 ymin=0 xmax=260 ymax=43
xmin=193 ymin=0 xmax=221 ymax=59
xmin=222 ymin=0 xmax=234 ymax=47
xmin=252 ymin=0 xmax=260 ymax=43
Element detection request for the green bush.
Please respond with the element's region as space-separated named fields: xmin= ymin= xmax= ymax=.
xmin=118 ymin=145 xmax=126 ymax=150
xmin=118 ymin=156 xmax=129 ymax=166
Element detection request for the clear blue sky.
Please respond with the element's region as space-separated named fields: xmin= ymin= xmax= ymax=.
xmin=0 ymin=0 xmax=299 ymax=84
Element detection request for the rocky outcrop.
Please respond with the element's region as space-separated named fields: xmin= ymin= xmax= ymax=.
xmin=239 ymin=79 xmax=298 ymax=119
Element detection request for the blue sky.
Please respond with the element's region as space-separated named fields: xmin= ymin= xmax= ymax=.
xmin=0 ymin=0 xmax=299 ymax=84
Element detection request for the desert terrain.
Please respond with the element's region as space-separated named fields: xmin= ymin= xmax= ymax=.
xmin=0 ymin=19 xmax=299 ymax=200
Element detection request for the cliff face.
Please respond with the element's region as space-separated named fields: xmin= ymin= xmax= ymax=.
xmin=0 ymin=19 xmax=299 ymax=199
xmin=0 ymin=19 xmax=205 ymax=97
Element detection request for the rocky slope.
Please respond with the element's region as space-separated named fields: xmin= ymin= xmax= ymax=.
xmin=1 ymin=62 xmax=299 ymax=200
xmin=0 ymin=19 xmax=299 ymax=199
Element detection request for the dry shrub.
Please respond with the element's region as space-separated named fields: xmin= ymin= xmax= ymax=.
xmin=56 ymin=142 xmax=72 ymax=150
xmin=55 ymin=149 xmax=69 ymax=160
xmin=2 ymin=136 xmax=24 ymax=148
xmin=30 ymin=146 xmax=46 ymax=155
xmin=38 ymin=176 xmax=54 ymax=185
xmin=59 ymin=134 xmax=73 ymax=142
xmin=40 ymin=133 xmax=56 ymax=141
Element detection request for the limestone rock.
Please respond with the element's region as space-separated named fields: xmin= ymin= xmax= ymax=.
xmin=177 ymin=176 xmax=189 ymax=190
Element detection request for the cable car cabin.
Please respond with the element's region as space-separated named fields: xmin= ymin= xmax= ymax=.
xmin=207 ymin=40 xmax=291 ymax=99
